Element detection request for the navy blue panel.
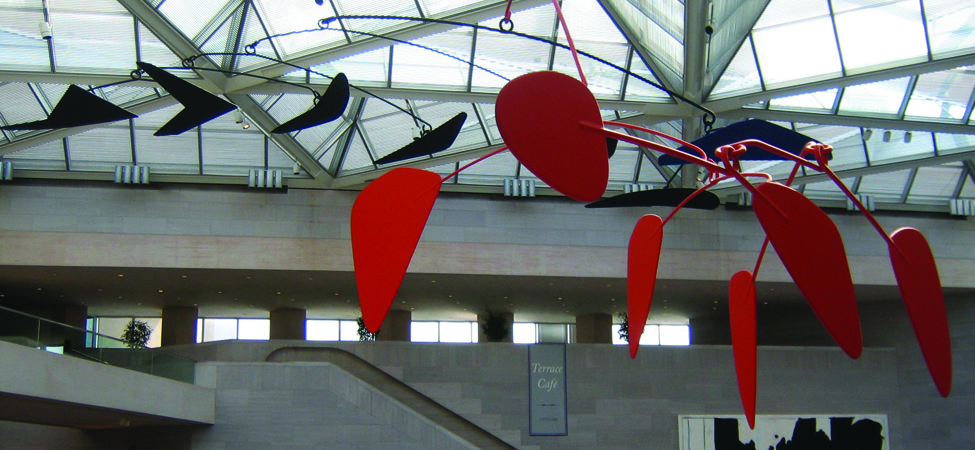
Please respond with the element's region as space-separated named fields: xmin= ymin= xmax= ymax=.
xmin=659 ymin=120 xmax=820 ymax=165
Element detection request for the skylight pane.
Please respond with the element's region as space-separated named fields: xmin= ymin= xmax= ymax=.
xmin=317 ymin=47 xmax=390 ymax=87
xmin=770 ymin=89 xmax=838 ymax=111
xmin=905 ymin=67 xmax=975 ymax=120
xmin=67 ymin=126 xmax=132 ymax=171
xmin=391 ymin=29 xmax=473 ymax=90
xmin=908 ymin=164 xmax=963 ymax=201
xmin=709 ymin=39 xmax=762 ymax=99
xmin=93 ymin=85 xmax=158 ymax=108
xmin=858 ymin=169 xmax=911 ymax=199
xmin=924 ymin=0 xmax=975 ymax=58
xmin=755 ymin=0 xmax=830 ymax=28
xmin=201 ymin=130 xmax=265 ymax=175
xmin=333 ymin=0 xmax=420 ymax=37
xmin=608 ymin=147 xmax=638 ymax=182
xmin=252 ymin=0 xmax=346 ymax=58
xmin=337 ymin=131 xmax=373 ymax=173
xmin=455 ymin=149 xmax=518 ymax=180
xmin=960 ymin=176 xmax=975 ymax=198
xmin=625 ymin=51 xmax=672 ymax=101
xmin=604 ymin=0 xmax=684 ymax=89
xmin=803 ymin=176 xmax=854 ymax=201
xmin=2 ymin=140 xmax=66 ymax=171
xmin=0 ymin=2 xmax=50 ymax=71
xmin=833 ymin=0 xmax=927 ymax=74
xmin=752 ymin=17 xmax=842 ymax=87
xmin=138 ymin=23 xmax=183 ymax=68
xmin=866 ymin=131 xmax=935 ymax=164
xmin=420 ymin=0 xmax=496 ymax=16
xmin=134 ymin=126 xmax=200 ymax=174
xmin=799 ymin=123 xmax=867 ymax=171
xmin=934 ymin=132 xmax=975 ymax=154
xmin=0 ymin=83 xmax=49 ymax=128
xmin=50 ymin=3 xmax=136 ymax=73
xmin=470 ymin=6 xmax=557 ymax=92
xmin=838 ymin=77 xmax=911 ymax=115
xmin=235 ymin=7 xmax=275 ymax=72
xmin=551 ymin=44 xmax=627 ymax=98
xmin=158 ymin=0 xmax=236 ymax=43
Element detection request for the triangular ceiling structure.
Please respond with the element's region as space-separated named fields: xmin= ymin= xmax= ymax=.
xmin=0 ymin=0 xmax=972 ymax=213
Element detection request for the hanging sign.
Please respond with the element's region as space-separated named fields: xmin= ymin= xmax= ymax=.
xmin=529 ymin=344 xmax=567 ymax=436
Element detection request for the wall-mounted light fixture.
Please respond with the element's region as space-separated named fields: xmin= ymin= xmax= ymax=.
xmin=950 ymin=199 xmax=975 ymax=216
xmin=114 ymin=165 xmax=150 ymax=184
xmin=624 ymin=183 xmax=656 ymax=193
xmin=234 ymin=109 xmax=250 ymax=129
xmin=882 ymin=130 xmax=892 ymax=142
xmin=862 ymin=129 xmax=873 ymax=140
xmin=1 ymin=161 xmax=12 ymax=181
xmin=904 ymin=131 xmax=913 ymax=143
xmin=847 ymin=194 xmax=875 ymax=212
xmin=248 ymin=169 xmax=283 ymax=189
xmin=503 ymin=178 xmax=535 ymax=197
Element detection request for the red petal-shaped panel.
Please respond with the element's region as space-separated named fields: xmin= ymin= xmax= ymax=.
xmin=627 ymin=214 xmax=663 ymax=358
xmin=889 ymin=227 xmax=952 ymax=397
xmin=751 ymin=182 xmax=863 ymax=359
xmin=495 ymin=71 xmax=608 ymax=202
xmin=729 ymin=270 xmax=757 ymax=430
xmin=351 ymin=168 xmax=442 ymax=333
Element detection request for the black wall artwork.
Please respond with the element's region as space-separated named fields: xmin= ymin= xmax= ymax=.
xmin=682 ymin=415 xmax=886 ymax=450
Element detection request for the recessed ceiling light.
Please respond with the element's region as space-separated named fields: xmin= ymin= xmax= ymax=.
xmin=37 ymin=288 xmax=42 ymax=291
xmin=182 ymin=275 xmax=188 ymax=278
xmin=118 ymin=274 xmax=124 ymax=277
xmin=277 ymin=292 xmax=282 ymax=295
xmin=158 ymin=289 xmax=164 ymax=293
xmin=430 ymin=280 xmax=436 ymax=283
xmin=217 ymin=291 xmax=222 ymax=294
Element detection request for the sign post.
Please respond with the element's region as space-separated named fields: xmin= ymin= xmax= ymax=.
xmin=529 ymin=344 xmax=567 ymax=436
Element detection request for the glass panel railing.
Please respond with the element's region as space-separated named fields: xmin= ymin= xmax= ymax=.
xmin=0 ymin=305 xmax=195 ymax=384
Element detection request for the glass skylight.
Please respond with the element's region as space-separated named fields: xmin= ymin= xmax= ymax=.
xmin=1 ymin=0 xmax=974 ymax=212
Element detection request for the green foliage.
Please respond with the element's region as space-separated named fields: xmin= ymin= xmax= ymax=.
xmin=121 ymin=319 xmax=152 ymax=348
xmin=480 ymin=309 xmax=510 ymax=342
xmin=617 ymin=311 xmax=629 ymax=343
xmin=356 ymin=317 xmax=378 ymax=341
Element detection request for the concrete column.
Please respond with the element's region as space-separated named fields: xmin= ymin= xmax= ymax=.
xmin=477 ymin=311 xmax=513 ymax=343
xmin=52 ymin=304 xmax=88 ymax=349
xmin=376 ymin=310 xmax=411 ymax=341
xmin=162 ymin=306 xmax=198 ymax=347
xmin=575 ymin=313 xmax=613 ymax=344
xmin=270 ymin=308 xmax=306 ymax=340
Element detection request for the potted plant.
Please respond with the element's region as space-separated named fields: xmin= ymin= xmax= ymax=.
xmin=617 ymin=312 xmax=629 ymax=343
xmin=480 ymin=309 xmax=510 ymax=342
xmin=121 ymin=319 xmax=152 ymax=348
xmin=356 ymin=317 xmax=378 ymax=341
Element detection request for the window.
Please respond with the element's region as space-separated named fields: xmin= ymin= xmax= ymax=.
xmin=612 ymin=324 xmax=690 ymax=346
xmin=94 ymin=316 xmax=162 ymax=348
xmin=512 ymin=323 xmax=575 ymax=344
xmin=409 ymin=321 xmax=478 ymax=343
xmin=196 ymin=318 xmax=270 ymax=342
xmin=305 ymin=319 xmax=362 ymax=341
